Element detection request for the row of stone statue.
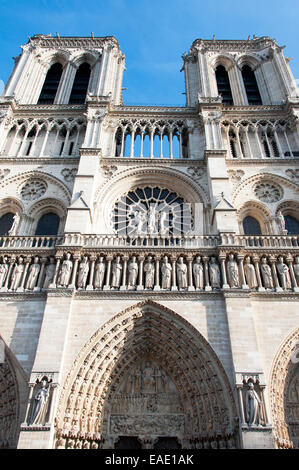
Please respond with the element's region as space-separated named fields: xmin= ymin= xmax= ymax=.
xmin=1 ymin=252 xmax=298 ymax=292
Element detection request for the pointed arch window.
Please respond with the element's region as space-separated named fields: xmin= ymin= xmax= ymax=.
xmin=38 ymin=63 xmax=63 ymax=104
xmin=35 ymin=213 xmax=60 ymax=236
xmin=0 ymin=213 xmax=15 ymax=236
xmin=285 ymin=215 xmax=299 ymax=234
xmin=215 ymin=65 xmax=233 ymax=106
xmin=69 ymin=63 xmax=91 ymax=104
xmin=242 ymin=65 xmax=262 ymax=105
xmin=243 ymin=216 xmax=262 ymax=235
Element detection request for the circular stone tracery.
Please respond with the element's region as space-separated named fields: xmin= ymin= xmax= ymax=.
xmin=254 ymin=181 xmax=282 ymax=203
xmin=20 ymin=180 xmax=47 ymax=201
xmin=112 ymin=186 xmax=193 ymax=237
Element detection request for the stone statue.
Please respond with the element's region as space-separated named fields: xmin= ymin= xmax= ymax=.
xmin=245 ymin=382 xmax=261 ymax=426
xmin=26 ymin=256 xmax=40 ymax=290
xmin=144 ymin=256 xmax=155 ymax=289
xmin=30 ymin=379 xmax=50 ymax=426
xmin=243 ymin=256 xmax=257 ymax=289
xmin=294 ymin=256 xmax=299 ymax=286
xmin=276 ymin=256 xmax=291 ymax=290
xmin=159 ymin=211 xmax=167 ymax=235
xmin=0 ymin=256 xmax=9 ymax=288
xmin=8 ymin=213 xmax=20 ymax=236
xmin=209 ymin=257 xmax=221 ymax=288
xmin=148 ymin=206 xmax=157 ymax=235
xmin=161 ymin=256 xmax=172 ymax=289
xmin=111 ymin=256 xmax=122 ymax=288
xmin=43 ymin=257 xmax=56 ymax=289
xmin=58 ymin=253 xmax=73 ymax=287
xmin=227 ymin=254 xmax=239 ymax=288
xmin=130 ymin=210 xmax=145 ymax=235
xmin=77 ymin=256 xmax=89 ymax=288
xmin=176 ymin=256 xmax=188 ymax=289
xmin=276 ymin=210 xmax=286 ymax=234
xmin=260 ymin=257 xmax=274 ymax=289
xmin=94 ymin=257 xmax=106 ymax=289
xmin=128 ymin=256 xmax=138 ymax=288
xmin=193 ymin=256 xmax=204 ymax=289
xmin=10 ymin=256 xmax=24 ymax=290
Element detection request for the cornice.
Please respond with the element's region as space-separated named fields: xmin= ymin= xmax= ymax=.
xmin=226 ymin=158 xmax=299 ymax=167
xmin=27 ymin=35 xmax=120 ymax=51
xmin=12 ymin=104 xmax=85 ymax=116
xmin=99 ymin=156 xmax=205 ymax=166
xmin=190 ymin=37 xmax=276 ymax=53
xmin=110 ymin=105 xmax=197 ymax=116
xmin=0 ymin=156 xmax=80 ymax=165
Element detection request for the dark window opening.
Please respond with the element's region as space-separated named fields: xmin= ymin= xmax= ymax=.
xmin=263 ymin=139 xmax=271 ymax=158
xmin=69 ymin=63 xmax=91 ymax=104
xmin=215 ymin=65 xmax=233 ymax=106
xmin=242 ymin=65 xmax=262 ymax=105
xmin=243 ymin=216 xmax=262 ymax=235
xmin=0 ymin=213 xmax=15 ymax=236
xmin=153 ymin=437 xmax=182 ymax=450
xmin=35 ymin=213 xmax=60 ymax=236
xmin=25 ymin=141 xmax=33 ymax=156
xmin=68 ymin=142 xmax=74 ymax=155
xmin=285 ymin=215 xmax=299 ymax=235
xmin=38 ymin=63 xmax=63 ymax=105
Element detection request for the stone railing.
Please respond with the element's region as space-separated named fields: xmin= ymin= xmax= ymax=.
xmin=220 ymin=234 xmax=299 ymax=248
xmin=0 ymin=249 xmax=298 ymax=294
xmin=0 ymin=235 xmax=62 ymax=249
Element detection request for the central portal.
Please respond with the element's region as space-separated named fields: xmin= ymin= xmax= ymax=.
xmin=105 ymin=359 xmax=184 ymax=449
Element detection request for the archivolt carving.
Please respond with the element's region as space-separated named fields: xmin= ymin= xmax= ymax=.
xmin=55 ymin=301 xmax=238 ymax=448
xmin=269 ymin=326 xmax=299 ymax=448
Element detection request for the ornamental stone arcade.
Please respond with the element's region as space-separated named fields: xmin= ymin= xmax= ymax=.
xmin=0 ymin=33 xmax=298 ymax=449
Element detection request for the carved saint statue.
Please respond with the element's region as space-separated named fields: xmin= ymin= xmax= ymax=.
xmin=276 ymin=256 xmax=291 ymax=290
xmin=245 ymin=382 xmax=261 ymax=426
xmin=276 ymin=210 xmax=286 ymax=234
xmin=30 ymin=379 xmax=50 ymax=426
xmin=193 ymin=256 xmax=204 ymax=289
xmin=8 ymin=213 xmax=20 ymax=236
xmin=94 ymin=257 xmax=106 ymax=289
xmin=43 ymin=257 xmax=56 ymax=289
xmin=130 ymin=210 xmax=145 ymax=235
xmin=243 ymin=256 xmax=257 ymax=289
xmin=144 ymin=256 xmax=155 ymax=289
xmin=0 ymin=256 xmax=9 ymax=288
xmin=260 ymin=257 xmax=274 ymax=289
xmin=176 ymin=256 xmax=188 ymax=289
xmin=227 ymin=254 xmax=239 ymax=288
xmin=148 ymin=206 xmax=157 ymax=235
xmin=10 ymin=257 xmax=24 ymax=290
xmin=294 ymin=256 xmax=299 ymax=286
xmin=111 ymin=256 xmax=122 ymax=288
xmin=161 ymin=256 xmax=172 ymax=289
xmin=209 ymin=257 xmax=221 ymax=289
xmin=159 ymin=211 xmax=167 ymax=235
xmin=128 ymin=256 xmax=138 ymax=288
xmin=77 ymin=256 xmax=89 ymax=288
xmin=26 ymin=256 xmax=40 ymax=290
xmin=58 ymin=253 xmax=73 ymax=287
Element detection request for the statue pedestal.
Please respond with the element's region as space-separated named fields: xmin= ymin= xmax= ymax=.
xmin=241 ymin=427 xmax=274 ymax=449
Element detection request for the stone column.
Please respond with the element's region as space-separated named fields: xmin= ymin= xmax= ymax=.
xmin=237 ymin=385 xmax=247 ymax=426
xmin=203 ymin=256 xmax=212 ymax=291
xmin=154 ymin=255 xmax=161 ymax=290
xmin=49 ymin=255 xmax=62 ymax=288
xmin=269 ymin=256 xmax=282 ymax=292
xmin=187 ymin=255 xmax=195 ymax=291
xmin=252 ymin=256 xmax=265 ymax=292
xmin=86 ymin=255 xmax=97 ymax=290
xmin=120 ymin=255 xmax=128 ymax=290
xmin=137 ymin=255 xmax=145 ymax=290
xmin=286 ymin=254 xmax=299 ymax=292
xmin=219 ymin=254 xmax=229 ymax=289
xmin=103 ymin=255 xmax=112 ymax=290
xmin=171 ymin=255 xmax=178 ymax=291
xmin=69 ymin=254 xmax=80 ymax=289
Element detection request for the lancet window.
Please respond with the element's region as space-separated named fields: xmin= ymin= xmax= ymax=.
xmin=215 ymin=65 xmax=234 ymax=106
xmin=68 ymin=63 xmax=91 ymax=104
xmin=241 ymin=65 xmax=262 ymax=105
xmin=38 ymin=63 xmax=63 ymax=105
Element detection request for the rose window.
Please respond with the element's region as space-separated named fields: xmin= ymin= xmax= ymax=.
xmin=112 ymin=186 xmax=193 ymax=237
xmin=254 ymin=182 xmax=282 ymax=203
xmin=20 ymin=180 xmax=47 ymax=201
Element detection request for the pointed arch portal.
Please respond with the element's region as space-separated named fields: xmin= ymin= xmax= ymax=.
xmin=55 ymin=301 xmax=239 ymax=449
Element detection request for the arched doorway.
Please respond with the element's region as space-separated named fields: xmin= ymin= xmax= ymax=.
xmin=269 ymin=327 xmax=299 ymax=448
xmin=55 ymin=301 xmax=239 ymax=449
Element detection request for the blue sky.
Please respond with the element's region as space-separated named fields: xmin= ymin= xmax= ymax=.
xmin=0 ymin=0 xmax=298 ymax=105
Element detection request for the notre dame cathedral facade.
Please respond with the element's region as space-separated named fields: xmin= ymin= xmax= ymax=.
xmin=0 ymin=33 xmax=298 ymax=450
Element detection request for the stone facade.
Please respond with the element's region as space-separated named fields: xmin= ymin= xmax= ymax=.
xmin=0 ymin=34 xmax=298 ymax=449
